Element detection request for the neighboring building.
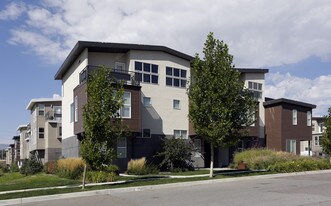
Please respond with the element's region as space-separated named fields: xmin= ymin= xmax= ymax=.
xmin=12 ymin=135 xmax=20 ymax=164
xmin=26 ymin=97 xmax=62 ymax=163
xmin=264 ymin=98 xmax=316 ymax=155
xmin=311 ymin=117 xmax=326 ymax=156
xmin=5 ymin=144 xmax=14 ymax=165
xmin=17 ymin=125 xmax=29 ymax=164
xmin=54 ymin=41 xmax=193 ymax=169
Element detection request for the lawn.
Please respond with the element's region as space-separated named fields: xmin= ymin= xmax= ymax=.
xmin=0 ymin=173 xmax=80 ymax=192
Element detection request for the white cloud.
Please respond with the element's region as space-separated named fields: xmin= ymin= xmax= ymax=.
xmin=3 ymin=0 xmax=331 ymax=68
xmin=265 ymin=72 xmax=331 ymax=116
xmin=0 ymin=2 xmax=26 ymax=20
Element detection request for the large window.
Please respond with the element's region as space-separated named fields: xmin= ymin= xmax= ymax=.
xmin=314 ymin=136 xmax=321 ymax=146
xmin=38 ymin=127 xmax=44 ymax=139
xmin=38 ymin=104 xmax=45 ymax=116
xmin=117 ymin=137 xmax=127 ymax=158
xmin=292 ymin=109 xmax=297 ymax=125
xmin=135 ymin=61 xmax=159 ymax=84
xmin=166 ymin=67 xmax=187 ymax=88
xmin=286 ymin=139 xmax=296 ymax=154
xmin=120 ymin=92 xmax=131 ymax=118
xmin=174 ymin=130 xmax=187 ymax=139
xmin=248 ymin=81 xmax=262 ymax=99
xmin=74 ymin=96 xmax=78 ymax=122
xmin=307 ymin=111 xmax=311 ymax=126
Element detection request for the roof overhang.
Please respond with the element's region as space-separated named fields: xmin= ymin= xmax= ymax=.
xmin=236 ymin=68 xmax=269 ymax=74
xmin=264 ymin=97 xmax=316 ymax=109
xmin=17 ymin=125 xmax=28 ymax=131
xmin=54 ymin=41 xmax=194 ymax=80
xmin=26 ymin=97 xmax=62 ymax=110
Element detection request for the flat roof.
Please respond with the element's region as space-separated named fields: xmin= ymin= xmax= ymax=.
xmin=236 ymin=68 xmax=269 ymax=74
xmin=12 ymin=135 xmax=20 ymax=140
xmin=26 ymin=97 xmax=62 ymax=110
xmin=54 ymin=41 xmax=195 ymax=80
xmin=17 ymin=125 xmax=28 ymax=131
xmin=263 ymin=97 xmax=316 ymax=109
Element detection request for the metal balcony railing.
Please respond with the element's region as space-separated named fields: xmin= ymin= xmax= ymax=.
xmin=79 ymin=65 xmax=140 ymax=86
xmin=46 ymin=111 xmax=62 ymax=122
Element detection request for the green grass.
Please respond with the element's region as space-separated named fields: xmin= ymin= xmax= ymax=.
xmin=159 ymin=169 xmax=210 ymax=176
xmin=0 ymin=173 xmax=80 ymax=192
xmin=0 ymin=171 xmax=269 ymax=200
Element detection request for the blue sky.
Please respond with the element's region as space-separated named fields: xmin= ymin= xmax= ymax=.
xmin=1 ymin=0 xmax=331 ymax=144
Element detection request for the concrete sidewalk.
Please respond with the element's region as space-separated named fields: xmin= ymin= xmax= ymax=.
xmin=1 ymin=169 xmax=331 ymax=206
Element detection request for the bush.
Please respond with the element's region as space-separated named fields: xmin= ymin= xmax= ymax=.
xmin=44 ymin=161 xmax=57 ymax=174
xmin=56 ymin=158 xmax=85 ymax=179
xmin=157 ymin=137 xmax=194 ymax=171
xmin=127 ymin=157 xmax=159 ymax=175
xmin=233 ymin=148 xmax=331 ymax=172
xmin=10 ymin=163 xmax=20 ymax=173
xmin=20 ymin=156 xmax=43 ymax=175
xmin=85 ymin=171 xmax=117 ymax=183
xmin=100 ymin=164 xmax=119 ymax=175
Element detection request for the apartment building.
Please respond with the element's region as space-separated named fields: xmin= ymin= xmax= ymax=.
xmin=26 ymin=97 xmax=62 ymax=163
xmin=264 ymin=98 xmax=316 ymax=155
xmin=55 ymin=41 xmax=193 ymax=169
xmin=17 ymin=125 xmax=29 ymax=164
xmin=12 ymin=135 xmax=20 ymax=164
xmin=311 ymin=117 xmax=326 ymax=156
xmin=5 ymin=144 xmax=14 ymax=165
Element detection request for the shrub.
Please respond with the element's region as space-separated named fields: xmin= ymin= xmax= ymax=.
xmin=101 ymin=164 xmax=119 ymax=175
xmin=20 ymin=156 xmax=43 ymax=175
xmin=56 ymin=158 xmax=85 ymax=179
xmin=127 ymin=157 xmax=159 ymax=175
xmin=157 ymin=137 xmax=194 ymax=171
xmin=85 ymin=171 xmax=117 ymax=183
xmin=269 ymin=158 xmax=331 ymax=173
xmin=44 ymin=161 xmax=57 ymax=174
xmin=10 ymin=163 xmax=20 ymax=173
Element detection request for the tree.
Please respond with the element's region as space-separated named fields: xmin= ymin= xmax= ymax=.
xmin=81 ymin=66 xmax=130 ymax=170
xmin=188 ymin=32 xmax=256 ymax=178
xmin=321 ymin=107 xmax=331 ymax=162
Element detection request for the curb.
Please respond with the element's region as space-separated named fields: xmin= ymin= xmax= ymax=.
xmin=1 ymin=169 xmax=331 ymax=206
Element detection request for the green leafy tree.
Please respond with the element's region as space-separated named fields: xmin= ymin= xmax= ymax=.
xmin=20 ymin=155 xmax=43 ymax=175
xmin=81 ymin=66 xmax=129 ymax=170
xmin=321 ymin=107 xmax=331 ymax=162
xmin=158 ymin=137 xmax=195 ymax=171
xmin=188 ymin=32 xmax=256 ymax=177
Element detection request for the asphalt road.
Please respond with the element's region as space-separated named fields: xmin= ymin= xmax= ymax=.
xmin=6 ymin=171 xmax=331 ymax=206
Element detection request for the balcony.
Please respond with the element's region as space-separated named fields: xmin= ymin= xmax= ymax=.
xmin=80 ymin=65 xmax=140 ymax=86
xmin=46 ymin=111 xmax=62 ymax=122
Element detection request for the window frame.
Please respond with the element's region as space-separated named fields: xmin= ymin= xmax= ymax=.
xmin=38 ymin=127 xmax=44 ymax=139
xmin=117 ymin=137 xmax=127 ymax=158
xmin=286 ymin=139 xmax=296 ymax=154
xmin=292 ymin=109 xmax=297 ymax=125
xmin=307 ymin=111 xmax=311 ymax=126
xmin=165 ymin=66 xmax=187 ymax=88
xmin=174 ymin=130 xmax=188 ymax=139
xmin=74 ymin=96 xmax=78 ymax=122
xmin=142 ymin=128 xmax=151 ymax=138
xmin=135 ymin=61 xmax=159 ymax=84
xmin=38 ymin=104 xmax=45 ymax=116
xmin=173 ymin=99 xmax=180 ymax=110
xmin=120 ymin=92 xmax=131 ymax=119
xmin=143 ymin=97 xmax=152 ymax=107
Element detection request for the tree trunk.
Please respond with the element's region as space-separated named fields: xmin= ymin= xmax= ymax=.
xmin=82 ymin=164 xmax=87 ymax=190
xmin=209 ymin=143 xmax=214 ymax=178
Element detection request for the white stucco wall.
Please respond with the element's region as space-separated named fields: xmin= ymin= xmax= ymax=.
xmin=62 ymin=48 xmax=88 ymax=140
xmin=242 ymin=72 xmax=266 ymax=139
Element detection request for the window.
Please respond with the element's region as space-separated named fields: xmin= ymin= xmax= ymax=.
xmin=174 ymin=130 xmax=187 ymax=139
xmin=248 ymin=81 xmax=263 ymax=99
xmin=53 ymin=106 xmax=62 ymax=120
xmin=74 ymin=96 xmax=78 ymax=122
xmin=70 ymin=103 xmax=74 ymax=123
xmin=59 ymin=126 xmax=62 ymax=137
xmin=115 ymin=62 xmax=126 ymax=72
xmin=307 ymin=111 xmax=311 ymax=126
xmin=286 ymin=139 xmax=296 ymax=154
xmin=135 ymin=61 xmax=158 ymax=84
xmin=143 ymin=97 xmax=151 ymax=107
xmin=292 ymin=109 xmax=297 ymax=125
xmin=120 ymin=92 xmax=131 ymax=118
xmin=249 ymin=111 xmax=256 ymax=126
xmin=142 ymin=128 xmax=151 ymax=138
xmin=117 ymin=137 xmax=126 ymax=158
xmin=173 ymin=99 xmax=180 ymax=109
xmin=38 ymin=104 xmax=45 ymax=116
xmin=314 ymin=136 xmax=320 ymax=146
xmin=320 ymin=123 xmax=324 ymax=133
xmin=193 ymin=139 xmax=202 ymax=157
xmin=39 ymin=127 xmax=44 ymax=139
xmin=312 ymin=123 xmax=315 ymax=132
xmin=166 ymin=67 xmax=187 ymax=88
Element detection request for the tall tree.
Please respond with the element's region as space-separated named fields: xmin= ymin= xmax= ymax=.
xmin=81 ymin=66 xmax=129 ymax=170
xmin=321 ymin=107 xmax=331 ymax=162
xmin=188 ymin=32 xmax=256 ymax=178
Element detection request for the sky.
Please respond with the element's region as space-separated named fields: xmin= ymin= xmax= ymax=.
xmin=0 ymin=0 xmax=331 ymax=144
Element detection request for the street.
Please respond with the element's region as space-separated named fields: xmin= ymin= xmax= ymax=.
xmin=7 ymin=171 xmax=331 ymax=206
